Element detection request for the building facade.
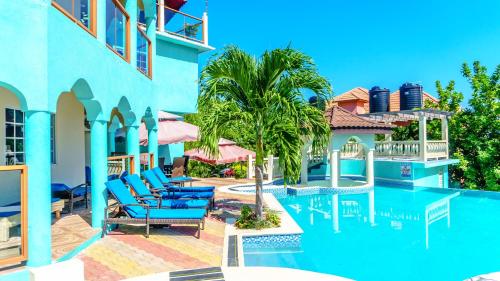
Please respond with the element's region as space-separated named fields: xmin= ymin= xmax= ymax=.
xmin=0 ymin=0 xmax=212 ymax=270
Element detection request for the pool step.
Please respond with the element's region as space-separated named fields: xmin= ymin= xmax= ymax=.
xmin=170 ymin=267 xmax=224 ymax=281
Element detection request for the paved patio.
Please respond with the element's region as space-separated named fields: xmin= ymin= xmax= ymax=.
xmin=72 ymin=177 xmax=255 ymax=281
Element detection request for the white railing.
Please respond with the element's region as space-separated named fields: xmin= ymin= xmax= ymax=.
xmin=247 ymin=155 xmax=281 ymax=180
xmin=341 ymin=143 xmax=364 ymax=159
xmin=426 ymin=141 xmax=448 ymax=159
xmin=375 ymin=141 xmax=420 ymax=159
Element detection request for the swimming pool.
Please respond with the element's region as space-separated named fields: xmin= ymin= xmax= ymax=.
xmin=243 ymin=185 xmax=500 ymax=281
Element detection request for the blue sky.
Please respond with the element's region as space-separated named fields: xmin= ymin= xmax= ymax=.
xmin=185 ymin=0 xmax=500 ymax=105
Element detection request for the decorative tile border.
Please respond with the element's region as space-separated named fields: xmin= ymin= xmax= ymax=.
xmin=243 ymin=234 xmax=302 ymax=250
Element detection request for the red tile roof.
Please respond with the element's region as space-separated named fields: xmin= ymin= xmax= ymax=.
xmin=333 ymin=87 xmax=369 ymax=102
xmin=324 ymin=106 xmax=395 ymax=131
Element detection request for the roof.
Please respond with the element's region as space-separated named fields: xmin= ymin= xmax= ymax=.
xmin=324 ymin=106 xmax=395 ymax=132
xmin=333 ymin=87 xmax=369 ymax=102
xmin=359 ymin=108 xmax=453 ymax=123
xmin=389 ymin=91 xmax=438 ymax=112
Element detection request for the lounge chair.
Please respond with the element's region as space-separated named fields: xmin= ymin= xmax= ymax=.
xmin=51 ymin=183 xmax=89 ymax=213
xmin=123 ymin=174 xmax=210 ymax=211
xmin=103 ymin=179 xmax=206 ymax=238
xmin=150 ymin=168 xmax=215 ymax=192
xmin=141 ymin=171 xmax=216 ymax=209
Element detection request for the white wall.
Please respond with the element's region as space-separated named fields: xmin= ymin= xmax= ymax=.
xmin=0 ymin=88 xmax=21 ymax=165
xmin=0 ymin=89 xmax=22 ymax=206
xmin=51 ymin=93 xmax=86 ymax=187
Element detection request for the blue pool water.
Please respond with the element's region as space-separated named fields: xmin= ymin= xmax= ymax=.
xmin=244 ymin=186 xmax=500 ymax=281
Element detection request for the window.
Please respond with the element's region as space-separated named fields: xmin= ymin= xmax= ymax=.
xmin=51 ymin=114 xmax=56 ymax=164
xmin=5 ymin=108 xmax=24 ymax=165
xmin=52 ymin=0 xmax=96 ymax=36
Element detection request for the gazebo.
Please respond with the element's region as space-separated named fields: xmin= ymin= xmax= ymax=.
xmin=301 ymin=106 xmax=395 ymax=188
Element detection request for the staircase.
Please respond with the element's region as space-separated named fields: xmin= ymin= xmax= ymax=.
xmin=170 ymin=267 xmax=225 ymax=281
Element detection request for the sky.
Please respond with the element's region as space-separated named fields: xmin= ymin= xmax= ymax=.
xmin=184 ymin=0 xmax=500 ymax=105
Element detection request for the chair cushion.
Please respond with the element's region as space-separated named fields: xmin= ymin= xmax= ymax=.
xmin=134 ymin=208 xmax=205 ymax=219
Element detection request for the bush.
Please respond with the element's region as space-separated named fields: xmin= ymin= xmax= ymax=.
xmin=235 ymin=205 xmax=281 ymax=230
xmin=231 ymin=163 xmax=247 ymax=179
xmin=187 ymin=161 xmax=214 ymax=178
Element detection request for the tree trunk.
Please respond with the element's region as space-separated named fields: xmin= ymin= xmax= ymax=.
xmin=254 ymin=128 xmax=264 ymax=220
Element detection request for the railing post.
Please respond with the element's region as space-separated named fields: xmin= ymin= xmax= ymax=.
xmin=202 ymin=12 xmax=209 ymax=45
xmin=158 ymin=2 xmax=165 ymax=33
xmin=441 ymin=117 xmax=449 ymax=158
xmin=366 ymin=149 xmax=375 ymax=186
xmin=330 ymin=149 xmax=339 ymax=188
xmin=419 ymin=115 xmax=428 ymax=161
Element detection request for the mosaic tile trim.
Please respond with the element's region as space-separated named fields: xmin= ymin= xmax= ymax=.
xmin=242 ymin=234 xmax=302 ymax=250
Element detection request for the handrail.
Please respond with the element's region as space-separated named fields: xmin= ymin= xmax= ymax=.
xmin=51 ymin=0 xmax=96 ymax=37
xmin=0 ymin=165 xmax=28 ymax=266
xmin=162 ymin=5 xmax=203 ymax=22
xmin=108 ymin=155 xmax=135 ymax=175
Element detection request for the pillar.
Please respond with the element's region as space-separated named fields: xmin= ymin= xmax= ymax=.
xmin=267 ymin=155 xmax=274 ymax=181
xmin=441 ymin=117 xmax=449 ymax=158
xmin=148 ymin=127 xmax=158 ymax=168
xmin=25 ymin=111 xmax=52 ymax=266
xmin=330 ymin=149 xmax=339 ymax=187
xmin=202 ymin=12 xmax=209 ymax=45
xmin=419 ymin=115 xmax=427 ymax=161
xmin=300 ymin=147 xmax=309 ymax=185
xmin=126 ymin=124 xmax=141 ymax=174
xmin=107 ymin=131 xmax=115 ymax=156
xmin=125 ymin=0 xmax=138 ymax=68
xmin=90 ymin=120 xmax=108 ymax=228
xmin=366 ymin=149 xmax=374 ymax=187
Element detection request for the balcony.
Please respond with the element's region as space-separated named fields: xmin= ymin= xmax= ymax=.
xmin=156 ymin=1 xmax=207 ymax=45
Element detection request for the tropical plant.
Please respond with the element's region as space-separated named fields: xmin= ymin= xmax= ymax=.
xmin=197 ymin=46 xmax=331 ymax=219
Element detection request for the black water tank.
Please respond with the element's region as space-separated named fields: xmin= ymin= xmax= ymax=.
xmin=369 ymin=86 xmax=390 ymax=113
xmin=400 ymin=83 xmax=423 ymax=110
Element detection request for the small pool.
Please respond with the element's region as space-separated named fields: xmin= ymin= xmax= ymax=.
xmin=243 ymin=185 xmax=500 ymax=281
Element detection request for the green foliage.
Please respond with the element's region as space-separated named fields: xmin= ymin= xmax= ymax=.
xmin=231 ymin=162 xmax=247 ymax=179
xmin=427 ymin=62 xmax=499 ymax=190
xmin=187 ymin=160 xmax=214 ymax=178
xmin=235 ymin=205 xmax=281 ymax=230
xmin=197 ymin=45 xmax=332 ymax=218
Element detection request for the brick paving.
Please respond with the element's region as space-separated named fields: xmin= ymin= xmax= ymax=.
xmin=75 ymin=178 xmax=255 ymax=281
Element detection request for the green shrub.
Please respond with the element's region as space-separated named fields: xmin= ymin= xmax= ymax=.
xmin=231 ymin=163 xmax=247 ymax=179
xmin=187 ymin=161 xmax=213 ymax=178
xmin=235 ymin=205 xmax=281 ymax=230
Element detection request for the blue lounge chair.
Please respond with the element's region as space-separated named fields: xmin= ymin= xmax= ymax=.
xmin=122 ymin=174 xmax=209 ymax=210
xmin=151 ymin=167 xmax=215 ymax=192
xmin=103 ymin=179 xmax=206 ymax=238
xmin=51 ymin=183 xmax=88 ymax=213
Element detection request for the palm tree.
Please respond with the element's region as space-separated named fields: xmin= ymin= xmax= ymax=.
xmin=197 ymin=46 xmax=331 ymax=219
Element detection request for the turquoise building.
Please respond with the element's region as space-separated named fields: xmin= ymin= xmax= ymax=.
xmin=0 ymin=0 xmax=212 ymax=274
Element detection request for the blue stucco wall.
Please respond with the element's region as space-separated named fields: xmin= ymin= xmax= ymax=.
xmin=158 ymin=143 xmax=185 ymax=165
xmin=0 ymin=0 xmax=209 ymax=269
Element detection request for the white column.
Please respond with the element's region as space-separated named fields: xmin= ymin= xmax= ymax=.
xmin=267 ymin=155 xmax=273 ymax=181
xmin=419 ymin=115 xmax=427 ymax=161
xmin=441 ymin=117 xmax=449 ymax=158
xmin=330 ymin=149 xmax=339 ymax=187
xmin=202 ymin=12 xmax=209 ymax=45
xmin=247 ymin=154 xmax=253 ymax=179
xmin=158 ymin=2 xmax=165 ymax=33
xmin=366 ymin=149 xmax=374 ymax=186
xmin=300 ymin=145 xmax=309 ymax=185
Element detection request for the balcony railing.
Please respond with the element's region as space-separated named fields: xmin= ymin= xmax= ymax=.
xmin=426 ymin=141 xmax=448 ymax=159
xmin=107 ymin=155 xmax=135 ymax=178
xmin=375 ymin=141 xmax=420 ymax=159
xmin=137 ymin=27 xmax=152 ymax=78
xmin=0 ymin=165 xmax=28 ymax=267
xmin=157 ymin=3 xmax=206 ymax=44
xmin=52 ymin=0 xmax=96 ymax=36
xmin=106 ymin=0 xmax=130 ymax=61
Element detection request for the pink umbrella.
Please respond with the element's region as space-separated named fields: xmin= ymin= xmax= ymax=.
xmin=140 ymin=111 xmax=199 ymax=146
xmin=184 ymin=138 xmax=256 ymax=165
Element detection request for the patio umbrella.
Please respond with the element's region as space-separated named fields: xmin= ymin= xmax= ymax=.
xmin=184 ymin=138 xmax=256 ymax=165
xmin=139 ymin=111 xmax=199 ymax=146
